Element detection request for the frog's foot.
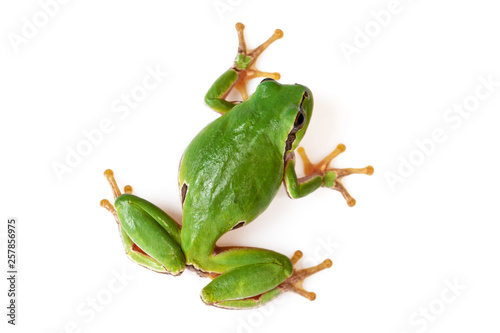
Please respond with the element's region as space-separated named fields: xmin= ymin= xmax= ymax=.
xmin=100 ymin=169 xmax=133 ymax=224
xmin=297 ymin=145 xmax=374 ymax=207
xmin=279 ymin=251 xmax=332 ymax=300
xmin=232 ymin=22 xmax=283 ymax=100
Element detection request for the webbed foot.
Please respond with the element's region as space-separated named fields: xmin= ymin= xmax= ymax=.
xmin=279 ymin=250 xmax=333 ymax=300
xmin=297 ymin=145 xmax=374 ymax=207
xmin=232 ymin=22 xmax=283 ymax=100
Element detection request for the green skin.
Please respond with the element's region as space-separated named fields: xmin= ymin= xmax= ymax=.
xmin=109 ymin=33 xmax=342 ymax=309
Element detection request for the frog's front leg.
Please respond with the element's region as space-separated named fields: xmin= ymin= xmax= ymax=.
xmin=284 ymin=145 xmax=374 ymax=206
xmin=198 ymin=247 xmax=331 ymax=309
xmin=100 ymin=170 xmax=185 ymax=275
xmin=205 ymin=22 xmax=283 ymax=114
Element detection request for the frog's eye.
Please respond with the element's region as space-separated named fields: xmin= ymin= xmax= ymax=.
xmin=294 ymin=110 xmax=306 ymax=130
xmin=260 ymin=77 xmax=275 ymax=83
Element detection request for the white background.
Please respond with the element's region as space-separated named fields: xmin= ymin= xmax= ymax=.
xmin=1 ymin=0 xmax=500 ymax=332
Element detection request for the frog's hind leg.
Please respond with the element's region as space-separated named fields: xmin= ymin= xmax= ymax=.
xmin=102 ymin=198 xmax=172 ymax=273
xmin=101 ymin=169 xmax=185 ymax=275
xmin=198 ymin=248 xmax=331 ymax=309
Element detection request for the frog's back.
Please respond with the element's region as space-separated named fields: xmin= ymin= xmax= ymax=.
xmin=179 ymin=105 xmax=285 ymax=253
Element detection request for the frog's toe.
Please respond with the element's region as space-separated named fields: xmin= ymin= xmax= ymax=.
xmin=103 ymin=169 xmax=133 ymax=200
xmin=279 ymin=250 xmax=332 ymax=301
xmin=232 ymin=22 xmax=283 ymax=100
xmin=297 ymin=144 xmax=346 ymax=176
xmin=101 ymin=169 xmax=134 ymax=222
xmin=233 ymin=69 xmax=280 ymax=101
xmin=234 ymin=22 xmax=283 ymax=62
xmin=297 ymin=145 xmax=374 ymax=207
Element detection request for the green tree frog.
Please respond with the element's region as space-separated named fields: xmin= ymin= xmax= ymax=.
xmin=100 ymin=23 xmax=373 ymax=309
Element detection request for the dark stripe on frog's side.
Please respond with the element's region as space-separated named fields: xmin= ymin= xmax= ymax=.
xmin=282 ymin=91 xmax=308 ymax=161
xmin=231 ymin=221 xmax=246 ymax=230
xmin=283 ymin=131 xmax=296 ymax=161
xmin=181 ymin=183 xmax=188 ymax=207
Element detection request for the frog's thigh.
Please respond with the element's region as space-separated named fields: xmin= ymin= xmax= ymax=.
xmin=115 ymin=194 xmax=185 ymax=275
xmin=120 ymin=228 xmax=171 ymax=273
xmin=200 ymin=248 xmax=293 ymax=307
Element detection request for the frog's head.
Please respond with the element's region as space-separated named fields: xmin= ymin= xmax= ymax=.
xmin=253 ymin=78 xmax=314 ymax=157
